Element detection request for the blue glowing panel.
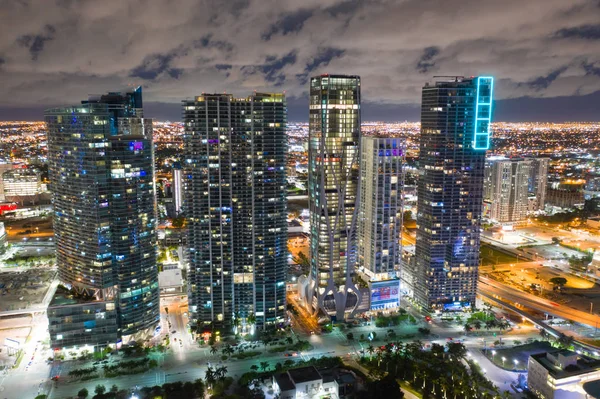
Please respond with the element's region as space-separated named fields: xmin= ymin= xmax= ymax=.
xmin=129 ymin=141 xmax=144 ymax=152
xmin=472 ymin=76 xmax=494 ymax=150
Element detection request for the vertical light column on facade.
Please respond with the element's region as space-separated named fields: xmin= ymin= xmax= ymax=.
xmin=184 ymin=93 xmax=287 ymax=332
xmin=45 ymin=87 xmax=160 ymax=340
xmin=307 ymin=74 xmax=361 ymax=319
xmin=173 ymin=165 xmax=183 ymax=215
xmin=414 ymin=76 xmax=494 ymax=310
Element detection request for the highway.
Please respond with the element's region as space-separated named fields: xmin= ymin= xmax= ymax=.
xmin=479 ymin=276 xmax=600 ymax=328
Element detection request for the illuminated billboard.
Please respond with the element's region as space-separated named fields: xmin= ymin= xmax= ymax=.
xmin=370 ymin=279 xmax=400 ymax=310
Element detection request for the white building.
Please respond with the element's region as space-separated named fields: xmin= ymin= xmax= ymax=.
xmin=484 ymin=157 xmax=531 ymax=223
xmin=356 ymin=137 xmax=404 ymax=310
xmin=172 ymin=166 xmax=183 ymax=215
xmin=528 ymin=349 xmax=600 ymax=399
xmin=2 ymin=168 xmax=41 ymax=200
xmin=273 ymin=366 xmax=338 ymax=399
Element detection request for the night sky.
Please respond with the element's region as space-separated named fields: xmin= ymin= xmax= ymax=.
xmin=1 ymin=0 xmax=600 ymax=122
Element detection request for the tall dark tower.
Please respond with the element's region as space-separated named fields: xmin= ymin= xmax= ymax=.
xmin=45 ymin=87 xmax=160 ymax=343
xmin=306 ymin=75 xmax=362 ymax=320
xmin=414 ymin=76 xmax=494 ymax=310
xmin=183 ymin=93 xmax=288 ymax=333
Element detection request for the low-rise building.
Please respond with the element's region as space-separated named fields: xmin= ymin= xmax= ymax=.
xmin=48 ymin=286 xmax=118 ymax=350
xmin=528 ymin=349 xmax=600 ymax=399
xmin=273 ymin=366 xmax=339 ymax=399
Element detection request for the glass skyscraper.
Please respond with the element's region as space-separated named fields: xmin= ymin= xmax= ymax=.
xmin=357 ymin=137 xmax=404 ymax=278
xmin=484 ymin=156 xmax=531 ymax=223
xmin=183 ymin=93 xmax=287 ymax=332
xmin=306 ymin=74 xmax=361 ymax=320
xmin=414 ymin=76 xmax=494 ymax=310
xmin=45 ymin=87 xmax=160 ymax=342
xmin=357 ymin=137 xmax=404 ymax=311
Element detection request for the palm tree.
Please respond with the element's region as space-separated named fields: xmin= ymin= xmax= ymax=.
xmin=210 ymin=345 xmax=218 ymax=356
xmin=260 ymin=361 xmax=270 ymax=372
xmin=286 ymin=336 xmax=293 ymax=345
xmin=250 ymin=364 xmax=258 ymax=372
xmin=205 ymin=366 xmax=216 ymax=388
xmin=215 ymin=365 xmax=228 ymax=381
xmin=464 ymin=323 xmax=473 ymax=332
xmin=473 ymin=320 xmax=482 ymax=330
xmin=366 ymin=344 xmax=375 ymax=361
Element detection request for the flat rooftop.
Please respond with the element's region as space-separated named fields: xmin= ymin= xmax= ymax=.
xmin=287 ymin=366 xmax=322 ymax=384
xmin=531 ymin=350 xmax=600 ymax=380
xmin=49 ymin=285 xmax=97 ymax=307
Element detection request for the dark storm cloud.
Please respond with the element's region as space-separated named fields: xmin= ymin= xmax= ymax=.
xmin=253 ymin=50 xmax=298 ymax=85
xmin=130 ymin=53 xmax=177 ymax=80
xmin=582 ymin=60 xmax=600 ymax=77
xmin=1 ymin=0 xmax=600 ymax=121
xmin=262 ymin=8 xmax=315 ymax=41
xmin=17 ymin=24 xmax=55 ymax=60
xmin=554 ymin=24 xmax=600 ymax=40
xmin=525 ymin=66 xmax=569 ymax=90
xmin=194 ymin=34 xmax=234 ymax=52
xmin=416 ymin=47 xmax=440 ymax=74
xmin=306 ymin=48 xmax=345 ymax=73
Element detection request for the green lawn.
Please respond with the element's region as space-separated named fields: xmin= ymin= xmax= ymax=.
xmin=480 ymin=244 xmax=519 ymax=266
xmin=484 ymin=341 xmax=552 ymax=371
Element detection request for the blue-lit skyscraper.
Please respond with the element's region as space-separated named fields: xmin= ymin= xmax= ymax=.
xmin=414 ymin=76 xmax=493 ymax=310
xmin=45 ymin=87 xmax=160 ymax=343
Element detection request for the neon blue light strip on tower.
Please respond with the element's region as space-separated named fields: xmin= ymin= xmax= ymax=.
xmin=472 ymin=76 xmax=494 ymax=150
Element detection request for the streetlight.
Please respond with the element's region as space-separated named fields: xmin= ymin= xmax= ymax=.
xmin=501 ymin=356 xmax=506 ymax=366
xmin=491 ymin=350 xmax=496 ymax=360
xmin=513 ymin=359 xmax=519 ymax=369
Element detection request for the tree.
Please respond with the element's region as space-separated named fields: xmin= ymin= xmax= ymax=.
xmin=549 ymin=277 xmax=568 ymax=289
xmin=473 ymin=320 xmax=482 ymax=330
xmin=446 ymin=342 xmax=467 ymax=361
xmin=210 ymin=345 xmax=218 ymax=355
xmin=464 ymin=323 xmax=473 ymax=332
xmin=363 ymin=374 xmax=404 ymax=398
xmin=403 ymin=210 xmax=413 ymax=222
xmin=260 ymin=361 xmax=270 ymax=371
xmin=77 ymin=389 xmax=88 ymax=399
xmin=94 ymin=384 xmax=106 ymax=395
xmin=417 ymin=327 xmax=430 ymax=336
xmin=250 ymin=364 xmax=259 ymax=372
xmin=110 ymin=384 xmax=118 ymax=394
xmin=346 ymin=332 xmax=354 ymax=340
xmin=205 ymin=366 xmax=216 ymax=388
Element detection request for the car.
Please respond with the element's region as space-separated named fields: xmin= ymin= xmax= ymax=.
xmin=447 ymin=337 xmax=453 ymax=341
xmin=172 ymin=330 xmax=176 ymax=334
xmin=51 ymin=376 xmax=59 ymax=381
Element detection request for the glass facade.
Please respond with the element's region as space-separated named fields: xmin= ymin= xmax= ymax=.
xmin=45 ymin=87 xmax=160 ymax=341
xmin=307 ymin=75 xmax=361 ymax=319
xmin=484 ymin=157 xmax=531 ymax=223
xmin=414 ymin=76 xmax=494 ymax=309
xmin=184 ymin=93 xmax=287 ymax=332
xmin=357 ymin=137 xmax=404 ymax=279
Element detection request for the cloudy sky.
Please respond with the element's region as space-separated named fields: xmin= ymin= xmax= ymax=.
xmin=1 ymin=0 xmax=600 ymax=121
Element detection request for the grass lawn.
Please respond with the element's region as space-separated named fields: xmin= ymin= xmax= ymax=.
xmin=484 ymin=341 xmax=552 ymax=371
xmin=480 ymin=244 xmax=519 ymax=266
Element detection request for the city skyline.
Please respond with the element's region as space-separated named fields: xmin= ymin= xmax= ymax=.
xmin=1 ymin=0 xmax=600 ymax=122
